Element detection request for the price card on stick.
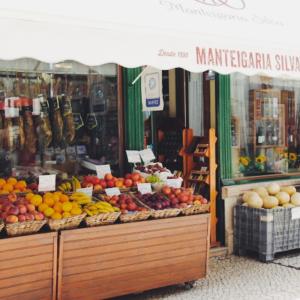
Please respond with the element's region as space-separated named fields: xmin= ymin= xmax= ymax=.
xmin=166 ymin=178 xmax=182 ymax=188
xmin=96 ymin=164 xmax=111 ymax=179
xmin=137 ymin=183 xmax=152 ymax=194
xmin=139 ymin=149 xmax=155 ymax=163
xmin=126 ymin=150 xmax=141 ymax=163
xmin=76 ymin=187 xmax=93 ymax=197
xmin=105 ymin=188 xmax=121 ymax=197
xmin=38 ymin=174 xmax=56 ymax=192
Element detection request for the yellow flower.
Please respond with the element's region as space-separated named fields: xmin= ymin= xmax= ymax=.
xmin=289 ymin=153 xmax=297 ymax=161
xmin=239 ymin=156 xmax=250 ymax=166
xmin=256 ymin=155 xmax=266 ymax=164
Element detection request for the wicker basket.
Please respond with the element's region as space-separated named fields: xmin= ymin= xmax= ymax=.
xmin=85 ymin=212 xmax=121 ymax=227
xmin=48 ymin=213 xmax=86 ymax=231
xmin=151 ymin=208 xmax=182 ymax=219
xmin=120 ymin=210 xmax=151 ymax=223
xmin=0 ymin=221 xmax=4 ymax=233
xmin=181 ymin=203 xmax=210 ymax=216
xmin=5 ymin=220 xmax=47 ymax=237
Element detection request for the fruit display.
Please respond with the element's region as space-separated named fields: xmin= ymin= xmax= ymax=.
xmin=136 ymin=187 xmax=208 ymax=210
xmin=242 ymin=183 xmax=300 ymax=209
xmin=83 ymin=201 xmax=120 ymax=216
xmin=135 ymin=163 xmax=170 ymax=175
xmin=58 ymin=176 xmax=81 ymax=193
xmin=145 ymin=175 xmax=163 ymax=184
xmin=0 ymin=177 xmax=31 ymax=195
xmin=101 ymin=193 xmax=147 ymax=214
xmin=27 ymin=191 xmax=89 ymax=220
xmin=0 ymin=193 xmax=45 ymax=224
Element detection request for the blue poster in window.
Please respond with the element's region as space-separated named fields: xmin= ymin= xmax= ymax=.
xmin=142 ymin=67 xmax=163 ymax=111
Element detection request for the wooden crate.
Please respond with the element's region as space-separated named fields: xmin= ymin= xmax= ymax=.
xmin=0 ymin=232 xmax=58 ymax=300
xmin=58 ymin=214 xmax=210 ymax=300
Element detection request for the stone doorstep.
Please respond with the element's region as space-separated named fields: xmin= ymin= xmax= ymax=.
xmin=209 ymin=246 xmax=228 ymax=258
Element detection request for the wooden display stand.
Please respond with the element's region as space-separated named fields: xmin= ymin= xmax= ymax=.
xmin=181 ymin=128 xmax=218 ymax=246
xmin=57 ymin=214 xmax=210 ymax=300
xmin=0 ymin=232 xmax=57 ymax=300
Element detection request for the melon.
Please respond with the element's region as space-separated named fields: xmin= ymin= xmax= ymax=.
xmin=263 ymin=196 xmax=279 ymax=209
xmin=281 ymin=186 xmax=297 ymax=196
xmin=291 ymin=192 xmax=300 ymax=206
xmin=253 ymin=187 xmax=269 ymax=199
xmin=247 ymin=193 xmax=263 ymax=209
xmin=275 ymin=191 xmax=290 ymax=205
xmin=242 ymin=191 xmax=258 ymax=203
xmin=267 ymin=183 xmax=281 ymax=195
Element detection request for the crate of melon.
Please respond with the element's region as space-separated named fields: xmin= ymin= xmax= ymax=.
xmin=99 ymin=193 xmax=151 ymax=223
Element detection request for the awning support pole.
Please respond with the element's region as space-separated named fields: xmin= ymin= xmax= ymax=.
xmin=130 ymin=66 xmax=149 ymax=86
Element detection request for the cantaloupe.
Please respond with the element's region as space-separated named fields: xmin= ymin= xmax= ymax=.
xmin=267 ymin=183 xmax=280 ymax=195
xmin=263 ymin=196 xmax=279 ymax=209
xmin=281 ymin=186 xmax=297 ymax=196
xmin=275 ymin=191 xmax=290 ymax=205
xmin=291 ymin=192 xmax=300 ymax=206
xmin=247 ymin=193 xmax=263 ymax=209
xmin=253 ymin=187 xmax=269 ymax=199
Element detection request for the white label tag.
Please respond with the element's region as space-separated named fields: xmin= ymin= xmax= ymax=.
xmin=96 ymin=164 xmax=111 ymax=179
xmin=140 ymin=149 xmax=155 ymax=163
xmin=258 ymin=136 xmax=265 ymax=144
xmin=292 ymin=207 xmax=300 ymax=220
xmin=32 ymin=97 xmax=41 ymax=115
xmin=38 ymin=174 xmax=56 ymax=192
xmin=137 ymin=183 xmax=152 ymax=194
xmin=76 ymin=187 xmax=93 ymax=196
xmin=126 ymin=150 xmax=141 ymax=163
xmin=166 ymin=178 xmax=182 ymax=188
xmin=105 ymin=188 xmax=121 ymax=196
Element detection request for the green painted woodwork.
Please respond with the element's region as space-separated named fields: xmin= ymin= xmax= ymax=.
xmin=123 ymin=68 xmax=144 ymax=150
xmin=217 ymin=75 xmax=233 ymax=179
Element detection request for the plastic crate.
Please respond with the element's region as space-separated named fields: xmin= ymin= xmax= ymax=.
xmin=234 ymin=205 xmax=300 ymax=262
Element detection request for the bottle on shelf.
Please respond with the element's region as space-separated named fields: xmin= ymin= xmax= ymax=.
xmin=256 ymin=121 xmax=265 ymax=145
xmin=271 ymin=121 xmax=279 ymax=145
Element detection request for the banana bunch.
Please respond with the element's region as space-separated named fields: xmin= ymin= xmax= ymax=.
xmin=84 ymin=201 xmax=120 ymax=216
xmin=58 ymin=181 xmax=72 ymax=192
xmin=70 ymin=192 xmax=92 ymax=205
xmin=71 ymin=176 xmax=81 ymax=191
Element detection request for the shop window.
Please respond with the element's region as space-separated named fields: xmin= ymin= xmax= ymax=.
xmin=0 ymin=59 xmax=120 ymax=177
xmin=231 ymin=74 xmax=300 ymax=178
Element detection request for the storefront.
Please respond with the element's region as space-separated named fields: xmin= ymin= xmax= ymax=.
xmin=0 ymin=0 xmax=299 ymax=298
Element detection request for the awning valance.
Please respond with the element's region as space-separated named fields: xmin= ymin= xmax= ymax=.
xmin=0 ymin=0 xmax=299 ymax=77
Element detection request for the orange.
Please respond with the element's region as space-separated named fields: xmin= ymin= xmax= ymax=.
xmin=70 ymin=207 xmax=82 ymax=216
xmin=59 ymin=194 xmax=69 ymax=203
xmin=38 ymin=203 xmax=48 ymax=212
xmin=53 ymin=191 xmax=62 ymax=197
xmin=43 ymin=192 xmax=53 ymax=199
xmin=2 ymin=183 xmax=14 ymax=192
xmin=52 ymin=194 xmax=60 ymax=202
xmin=53 ymin=202 xmax=63 ymax=213
xmin=25 ymin=192 xmax=35 ymax=201
xmin=7 ymin=177 xmax=17 ymax=186
xmin=44 ymin=207 xmax=54 ymax=217
xmin=31 ymin=195 xmax=43 ymax=206
xmin=44 ymin=197 xmax=55 ymax=207
xmin=62 ymin=202 xmax=72 ymax=212
xmin=15 ymin=180 xmax=27 ymax=190
xmin=51 ymin=212 xmax=62 ymax=220
xmin=0 ymin=179 xmax=6 ymax=188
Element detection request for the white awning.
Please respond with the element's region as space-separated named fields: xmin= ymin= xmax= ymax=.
xmin=0 ymin=0 xmax=300 ymax=77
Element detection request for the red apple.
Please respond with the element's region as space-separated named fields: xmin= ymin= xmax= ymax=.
xmin=125 ymin=173 xmax=132 ymax=180
xmin=128 ymin=203 xmax=137 ymax=211
xmin=99 ymin=179 xmax=107 ymax=189
xmin=131 ymin=173 xmax=141 ymax=181
xmin=162 ymin=186 xmax=171 ymax=195
xmin=26 ymin=204 xmax=36 ymax=213
xmin=8 ymin=206 xmax=19 ymax=216
xmin=174 ymin=188 xmax=181 ymax=195
xmin=124 ymin=179 xmax=133 ymax=188
xmin=17 ymin=204 xmax=27 ymax=214
xmin=107 ymin=180 xmax=115 ymax=188
xmin=34 ymin=212 xmax=45 ymax=221
xmin=105 ymin=173 xmax=113 ymax=181
xmin=18 ymin=214 xmax=26 ymax=222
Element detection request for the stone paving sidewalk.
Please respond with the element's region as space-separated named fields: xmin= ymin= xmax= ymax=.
xmin=120 ymin=254 xmax=300 ymax=300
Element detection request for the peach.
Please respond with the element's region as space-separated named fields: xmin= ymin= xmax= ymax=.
xmin=17 ymin=204 xmax=27 ymax=214
xmin=6 ymin=215 xmax=18 ymax=223
xmin=18 ymin=214 xmax=26 ymax=222
xmin=34 ymin=212 xmax=44 ymax=221
xmin=26 ymin=204 xmax=35 ymax=212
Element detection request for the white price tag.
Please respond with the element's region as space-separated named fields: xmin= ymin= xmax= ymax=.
xmin=126 ymin=150 xmax=141 ymax=163
xmin=38 ymin=174 xmax=56 ymax=192
xmin=137 ymin=183 xmax=152 ymax=194
xmin=292 ymin=207 xmax=300 ymax=220
xmin=139 ymin=149 xmax=155 ymax=163
xmin=105 ymin=188 xmax=121 ymax=196
xmin=166 ymin=178 xmax=182 ymax=188
xmin=76 ymin=187 xmax=93 ymax=196
xmin=32 ymin=97 xmax=41 ymax=115
xmin=96 ymin=164 xmax=111 ymax=179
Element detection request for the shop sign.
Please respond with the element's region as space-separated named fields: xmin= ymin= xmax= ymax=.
xmin=140 ymin=149 xmax=156 ymax=163
xmin=141 ymin=67 xmax=163 ymax=111
xmin=126 ymin=150 xmax=141 ymax=163
xmin=76 ymin=187 xmax=93 ymax=196
xmin=96 ymin=164 xmax=111 ymax=179
xmin=105 ymin=187 xmax=121 ymax=196
xmin=38 ymin=174 xmax=56 ymax=192
xmin=137 ymin=183 xmax=152 ymax=194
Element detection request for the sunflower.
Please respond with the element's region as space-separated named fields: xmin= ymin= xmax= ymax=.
xmin=289 ymin=153 xmax=297 ymax=161
xmin=256 ymin=155 xmax=267 ymax=164
xmin=239 ymin=156 xmax=250 ymax=166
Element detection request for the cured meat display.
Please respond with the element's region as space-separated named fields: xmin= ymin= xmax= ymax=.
xmin=51 ymin=96 xmax=64 ymax=146
xmin=62 ymin=95 xmax=75 ymax=144
xmin=23 ymin=106 xmax=37 ymax=154
xmin=39 ymin=95 xmax=52 ymax=147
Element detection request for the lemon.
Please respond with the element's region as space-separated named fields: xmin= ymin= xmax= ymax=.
xmin=62 ymin=202 xmax=72 ymax=212
xmin=31 ymin=195 xmax=43 ymax=206
xmin=44 ymin=207 xmax=55 ymax=217
xmin=71 ymin=207 xmax=82 ymax=216
xmin=62 ymin=212 xmax=71 ymax=218
xmin=44 ymin=197 xmax=55 ymax=207
xmin=38 ymin=203 xmax=48 ymax=212
xmin=51 ymin=212 xmax=62 ymax=220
